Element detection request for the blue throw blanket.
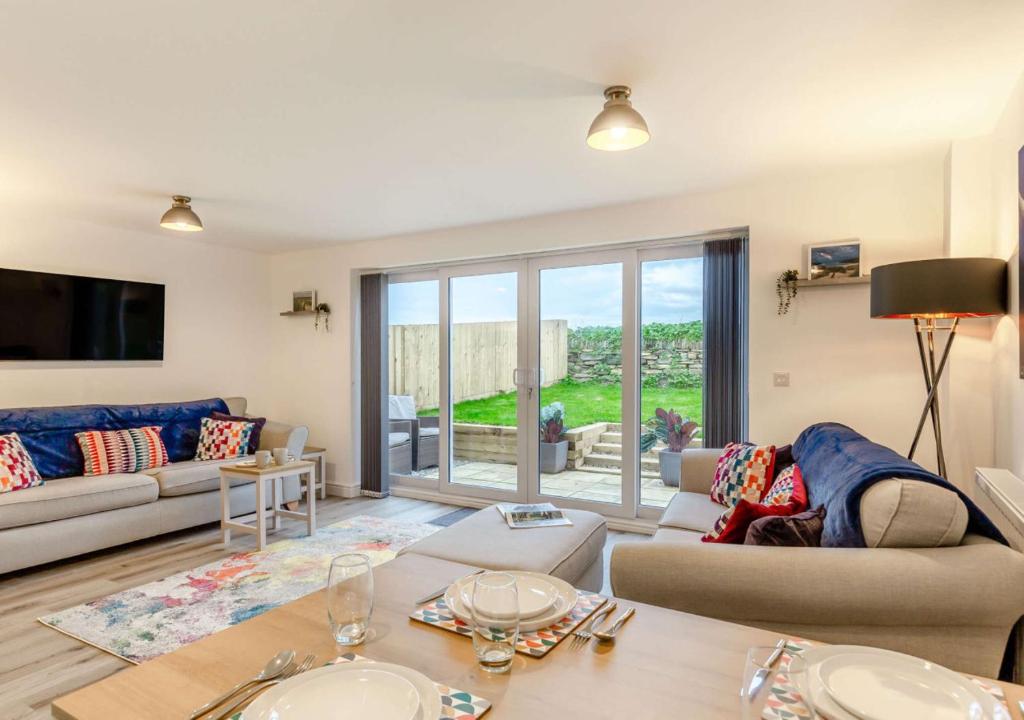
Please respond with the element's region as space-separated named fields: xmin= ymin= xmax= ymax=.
xmin=793 ymin=422 xmax=1006 ymax=548
xmin=0 ymin=397 xmax=229 ymax=479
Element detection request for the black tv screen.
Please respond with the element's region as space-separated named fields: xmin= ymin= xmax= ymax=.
xmin=0 ymin=268 xmax=165 ymax=360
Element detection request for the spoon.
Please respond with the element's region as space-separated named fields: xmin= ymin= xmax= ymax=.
xmin=594 ymin=608 xmax=636 ymax=644
xmin=189 ymin=649 xmax=295 ymax=719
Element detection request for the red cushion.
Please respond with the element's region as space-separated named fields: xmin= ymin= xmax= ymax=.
xmin=703 ymin=465 xmax=808 ymax=544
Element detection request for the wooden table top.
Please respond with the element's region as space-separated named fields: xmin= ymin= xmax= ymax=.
xmin=51 ymin=553 xmax=1024 ymax=719
xmin=220 ymin=460 xmax=314 ymax=476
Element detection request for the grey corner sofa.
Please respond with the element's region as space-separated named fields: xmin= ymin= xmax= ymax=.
xmin=610 ymin=447 xmax=1024 ymax=678
xmin=0 ymin=396 xmax=308 ymax=575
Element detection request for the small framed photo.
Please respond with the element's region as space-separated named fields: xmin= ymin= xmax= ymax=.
xmin=806 ymin=240 xmax=861 ymax=281
xmin=292 ymin=290 xmax=316 ymax=312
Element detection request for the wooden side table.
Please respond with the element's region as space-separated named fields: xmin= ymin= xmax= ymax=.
xmin=220 ymin=460 xmax=317 ymax=550
xmin=301 ymin=445 xmax=327 ymax=499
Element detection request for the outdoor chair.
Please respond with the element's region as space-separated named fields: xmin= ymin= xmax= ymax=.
xmin=389 ymin=395 xmax=439 ymax=470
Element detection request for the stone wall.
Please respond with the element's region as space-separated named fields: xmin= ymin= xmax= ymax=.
xmin=568 ymin=338 xmax=703 ymax=387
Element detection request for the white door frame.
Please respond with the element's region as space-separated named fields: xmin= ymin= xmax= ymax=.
xmin=438 ymin=260 xmax=529 ymax=502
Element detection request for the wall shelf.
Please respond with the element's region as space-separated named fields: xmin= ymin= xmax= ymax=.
xmin=279 ymin=310 xmax=316 ymax=316
xmin=795 ymin=275 xmax=870 ymax=288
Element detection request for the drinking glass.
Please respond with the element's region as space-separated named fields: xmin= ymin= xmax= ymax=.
xmin=469 ymin=572 xmax=519 ymax=674
xmin=327 ymin=553 xmax=373 ymax=646
xmin=740 ymin=646 xmax=806 ymax=719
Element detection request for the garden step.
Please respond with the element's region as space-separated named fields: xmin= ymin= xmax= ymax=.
xmin=581 ymin=453 xmax=659 ymax=472
xmin=573 ymin=464 xmax=661 ymax=480
xmin=604 ymin=423 xmax=623 ymax=432
xmin=592 ymin=442 xmax=623 ymax=454
xmin=599 ymin=432 xmax=623 ymax=443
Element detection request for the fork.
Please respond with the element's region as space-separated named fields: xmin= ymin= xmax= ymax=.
xmin=209 ymin=653 xmax=317 ymax=720
xmin=570 ymin=601 xmax=616 ymax=648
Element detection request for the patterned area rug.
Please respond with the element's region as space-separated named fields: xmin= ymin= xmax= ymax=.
xmin=38 ymin=515 xmax=437 ymax=663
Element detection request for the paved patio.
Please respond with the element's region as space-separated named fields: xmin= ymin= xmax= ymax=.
xmin=418 ymin=461 xmax=676 ymax=507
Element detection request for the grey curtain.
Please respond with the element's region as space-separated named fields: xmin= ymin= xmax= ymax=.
xmin=360 ymin=273 xmax=389 ymax=496
xmin=702 ymin=236 xmax=749 ymax=447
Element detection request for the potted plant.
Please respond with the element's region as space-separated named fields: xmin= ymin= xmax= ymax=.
xmin=652 ymin=408 xmax=699 ymax=487
xmin=539 ymin=402 xmax=568 ymax=474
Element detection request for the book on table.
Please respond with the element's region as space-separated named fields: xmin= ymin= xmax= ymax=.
xmin=495 ymin=503 xmax=573 ymax=529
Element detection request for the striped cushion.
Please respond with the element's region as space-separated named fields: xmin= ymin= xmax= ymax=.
xmin=76 ymin=426 xmax=169 ymax=476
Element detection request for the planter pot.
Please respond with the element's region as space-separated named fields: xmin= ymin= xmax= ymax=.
xmin=658 ymin=449 xmax=683 ymax=487
xmin=540 ymin=440 xmax=569 ymax=474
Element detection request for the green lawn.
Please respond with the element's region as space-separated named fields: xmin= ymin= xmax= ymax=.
xmin=421 ymin=379 xmax=702 ymax=428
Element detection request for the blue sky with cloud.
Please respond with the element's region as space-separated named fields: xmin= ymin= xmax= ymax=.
xmin=388 ymin=257 xmax=702 ymax=327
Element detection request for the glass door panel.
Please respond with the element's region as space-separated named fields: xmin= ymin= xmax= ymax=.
xmin=530 ymin=256 xmax=634 ymax=517
xmin=638 ymin=255 xmax=704 ymax=507
xmin=441 ymin=267 xmax=527 ymax=501
xmin=387 ymin=279 xmax=440 ymax=481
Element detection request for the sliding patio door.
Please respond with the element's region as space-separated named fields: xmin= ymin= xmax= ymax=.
xmin=438 ymin=262 xmax=529 ymax=502
xmin=387 ymin=238 xmax=713 ymax=520
xmin=525 ymin=251 xmax=637 ymax=518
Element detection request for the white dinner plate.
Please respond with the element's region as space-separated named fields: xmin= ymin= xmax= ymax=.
xmin=241 ymin=662 xmax=443 ymax=720
xmin=795 ymin=645 xmax=1004 ymax=720
xmin=444 ymin=570 xmax=578 ymax=632
xmin=458 ymin=572 xmax=558 ymax=619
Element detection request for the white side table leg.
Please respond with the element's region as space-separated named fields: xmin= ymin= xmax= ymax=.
xmin=319 ymin=455 xmax=326 ymax=500
xmin=306 ymin=468 xmax=317 ymax=536
xmin=255 ymin=475 xmax=267 ymax=550
xmin=270 ymin=476 xmax=279 ymax=531
xmin=221 ymin=473 xmax=231 ymax=546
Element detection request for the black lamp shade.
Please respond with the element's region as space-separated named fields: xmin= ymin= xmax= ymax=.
xmin=871 ymin=258 xmax=1007 ymax=319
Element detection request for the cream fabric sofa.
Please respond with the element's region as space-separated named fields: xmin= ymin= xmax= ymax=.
xmin=0 ymin=397 xmax=308 ymax=575
xmin=610 ymin=448 xmax=1024 ymax=678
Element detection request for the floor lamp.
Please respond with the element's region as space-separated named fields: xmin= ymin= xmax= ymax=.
xmin=870 ymin=258 xmax=1006 ymax=478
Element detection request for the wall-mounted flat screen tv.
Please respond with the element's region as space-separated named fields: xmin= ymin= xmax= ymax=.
xmin=0 ymin=268 xmax=165 ymax=360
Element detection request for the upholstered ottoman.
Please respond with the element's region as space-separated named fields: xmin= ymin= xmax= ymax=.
xmin=400 ymin=505 xmax=608 ymax=592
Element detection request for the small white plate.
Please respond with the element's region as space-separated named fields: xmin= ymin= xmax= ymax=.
xmin=241 ymin=662 xmax=442 ymax=720
xmin=796 ymin=646 xmax=1002 ymax=720
xmin=444 ymin=570 xmax=578 ymax=632
xmin=459 ymin=573 xmax=558 ymax=619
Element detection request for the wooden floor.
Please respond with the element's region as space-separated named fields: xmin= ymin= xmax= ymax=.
xmin=0 ymin=495 xmax=643 ymax=720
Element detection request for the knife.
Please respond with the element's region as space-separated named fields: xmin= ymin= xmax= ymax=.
xmin=415 ymin=569 xmax=485 ymax=606
xmin=746 ymin=639 xmax=787 ymax=702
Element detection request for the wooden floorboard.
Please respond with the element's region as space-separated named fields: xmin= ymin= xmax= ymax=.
xmin=0 ymin=495 xmax=644 ymax=719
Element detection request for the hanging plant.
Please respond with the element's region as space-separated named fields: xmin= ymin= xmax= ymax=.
xmin=314 ymin=302 xmax=331 ymax=331
xmin=776 ymin=270 xmax=799 ymax=315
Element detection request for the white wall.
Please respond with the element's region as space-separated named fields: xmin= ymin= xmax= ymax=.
xmin=268 ymin=157 xmax=948 ymax=494
xmin=988 ymin=74 xmax=1024 ymax=480
xmin=0 ymin=211 xmax=274 ymax=412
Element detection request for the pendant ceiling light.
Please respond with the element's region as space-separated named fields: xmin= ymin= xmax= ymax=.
xmin=160 ymin=195 xmax=203 ymax=232
xmin=586 ymin=85 xmax=650 ymax=151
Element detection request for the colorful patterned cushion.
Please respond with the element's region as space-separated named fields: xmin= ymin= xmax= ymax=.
xmin=0 ymin=432 xmax=43 ymax=493
xmin=704 ymin=464 xmax=808 ymax=543
xmin=76 ymin=427 xmax=169 ymax=476
xmin=211 ymin=411 xmax=266 ymax=454
xmin=194 ymin=417 xmax=254 ymax=461
xmin=709 ymin=442 xmax=777 ymax=507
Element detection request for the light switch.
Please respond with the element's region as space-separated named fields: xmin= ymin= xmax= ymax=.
xmin=773 ymin=372 xmax=790 ymax=388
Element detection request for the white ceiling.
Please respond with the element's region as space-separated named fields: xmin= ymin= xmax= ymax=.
xmin=3 ymin=1 xmax=1024 ymax=253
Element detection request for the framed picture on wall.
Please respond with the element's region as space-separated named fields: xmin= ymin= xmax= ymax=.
xmin=806 ymin=240 xmax=862 ymax=281
xmin=293 ymin=290 xmax=316 ymax=313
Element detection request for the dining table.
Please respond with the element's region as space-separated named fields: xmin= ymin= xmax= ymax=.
xmin=51 ymin=552 xmax=1024 ymax=719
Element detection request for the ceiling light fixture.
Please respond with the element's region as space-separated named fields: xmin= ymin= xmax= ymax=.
xmin=160 ymin=195 xmax=204 ymax=232
xmin=587 ymin=85 xmax=650 ymax=151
